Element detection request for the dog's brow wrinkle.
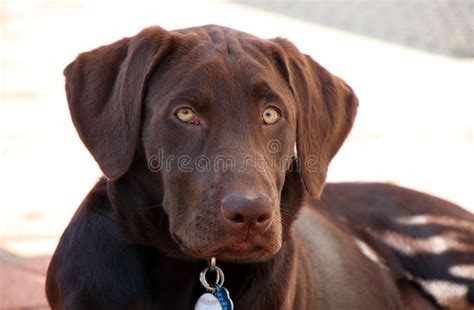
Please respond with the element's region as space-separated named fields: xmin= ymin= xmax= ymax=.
xmin=169 ymin=82 xmax=215 ymax=108
xmin=252 ymin=80 xmax=272 ymax=95
xmin=251 ymin=80 xmax=281 ymax=103
xmin=227 ymin=43 xmax=233 ymax=55
xmin=242 ymin=42 xmax=271 ymax=65
xmin=207 ymin=27 xmax=226 ymax=45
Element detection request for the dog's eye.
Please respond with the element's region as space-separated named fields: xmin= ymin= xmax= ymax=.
xmin=176 ymin=107 xmax=199 ymax=124
xmin=262 ymin=107 xmax=281 ymax=125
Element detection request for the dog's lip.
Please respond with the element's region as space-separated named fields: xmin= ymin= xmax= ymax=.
xmin=211 ymin=244 xmax=277 ymax=262
xmin=219 ymin=242 xmax=260 ymax=253
xmin=214 ymin=246 xmax=264 ymax=260
xmin=172 ymin=232 xmax=275 ymax=261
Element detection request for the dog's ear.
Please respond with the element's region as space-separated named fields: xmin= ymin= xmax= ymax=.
xmin=272 ymin=38 xmax=358 ymax=197
xmin=64 ymin=26 xmax=173 ymax=180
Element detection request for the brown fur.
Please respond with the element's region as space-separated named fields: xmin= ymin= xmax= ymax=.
xmin=321 ymin=183 xmax=474 ymax=309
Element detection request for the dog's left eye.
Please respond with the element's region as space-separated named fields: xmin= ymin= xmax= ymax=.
xmin=176 ymin=107 xmax=199 ymax=125
xmin=263 ymin=107 xmax=281 ymax=125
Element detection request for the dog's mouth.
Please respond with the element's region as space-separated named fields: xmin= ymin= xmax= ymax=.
xmin=172 ymin=232 xmax=279 ymax=262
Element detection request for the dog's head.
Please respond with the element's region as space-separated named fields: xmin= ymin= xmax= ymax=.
xmin=64 ymin=25 xmax=357 ymax=262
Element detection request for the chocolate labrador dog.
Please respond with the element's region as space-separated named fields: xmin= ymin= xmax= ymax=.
xmin=46 ymin=25 xmax=418 ymax=309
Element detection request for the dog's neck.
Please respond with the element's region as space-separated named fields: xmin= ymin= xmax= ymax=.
xmin=131 ymin=228 xmax=303 ymax=308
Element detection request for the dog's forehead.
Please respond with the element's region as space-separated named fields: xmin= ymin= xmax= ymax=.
xmin=145 ymin=25 xmax=295 ymax=119
xmin=172 ymin=25 xmax=276 ymax=69
xmin=166 ymin=27 xmax=286 ymax=94
xmin=174 ymin=24 xmax=263 ymax=48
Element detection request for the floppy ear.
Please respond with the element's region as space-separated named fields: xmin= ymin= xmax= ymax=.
xmin=273 ymin=38 xmax=359 ymax=197
xmin=64 ymin=26 xmax=173 ymax=180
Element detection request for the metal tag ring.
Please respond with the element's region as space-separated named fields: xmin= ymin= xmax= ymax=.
xmin=199 ymin=264 xmax=225 ymax=293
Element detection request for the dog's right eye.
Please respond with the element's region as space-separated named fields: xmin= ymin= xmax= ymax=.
xmin=175 ymin=107 xmax=199 ymax=125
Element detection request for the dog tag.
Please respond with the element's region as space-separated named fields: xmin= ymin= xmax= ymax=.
xmin=194 ymin=293 xmax=222 ymax=310
xmin=196 ymin=257 xmax=234 ymax=310
xmin=214 ymin=286 xmax=233 ymax=310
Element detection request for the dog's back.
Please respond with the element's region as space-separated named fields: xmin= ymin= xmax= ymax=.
xmin=319 ymin=182 xmax=474 ymax=309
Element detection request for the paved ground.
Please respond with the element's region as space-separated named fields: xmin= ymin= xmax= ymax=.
xmin=1 ymin=0 xmax=473 ymax=308
xmin=234 ymin=0 xmax=474 ymax=58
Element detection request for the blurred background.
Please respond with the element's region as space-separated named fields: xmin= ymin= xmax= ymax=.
xmin=1 ymin=0 xmax=472 ymax=307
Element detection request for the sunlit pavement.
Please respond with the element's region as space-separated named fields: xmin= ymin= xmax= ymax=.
xmin=1 ymin=0 xmax=472 ymax=307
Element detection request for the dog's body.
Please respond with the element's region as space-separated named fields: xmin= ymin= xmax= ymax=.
xmin=47 ymin=179 xmax=405 ymax=309
xmin=46 ymin=24 xmax=472 ymax=309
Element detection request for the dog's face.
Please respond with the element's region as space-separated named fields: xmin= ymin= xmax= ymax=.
xmin=142 ymin=31 xmax=297 ymax=261
xmin=64 ymin=25 xmax=358 ymax=262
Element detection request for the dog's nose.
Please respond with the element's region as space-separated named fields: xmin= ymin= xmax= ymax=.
xmin=220 ymin=193 xmax=273 ymax=231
